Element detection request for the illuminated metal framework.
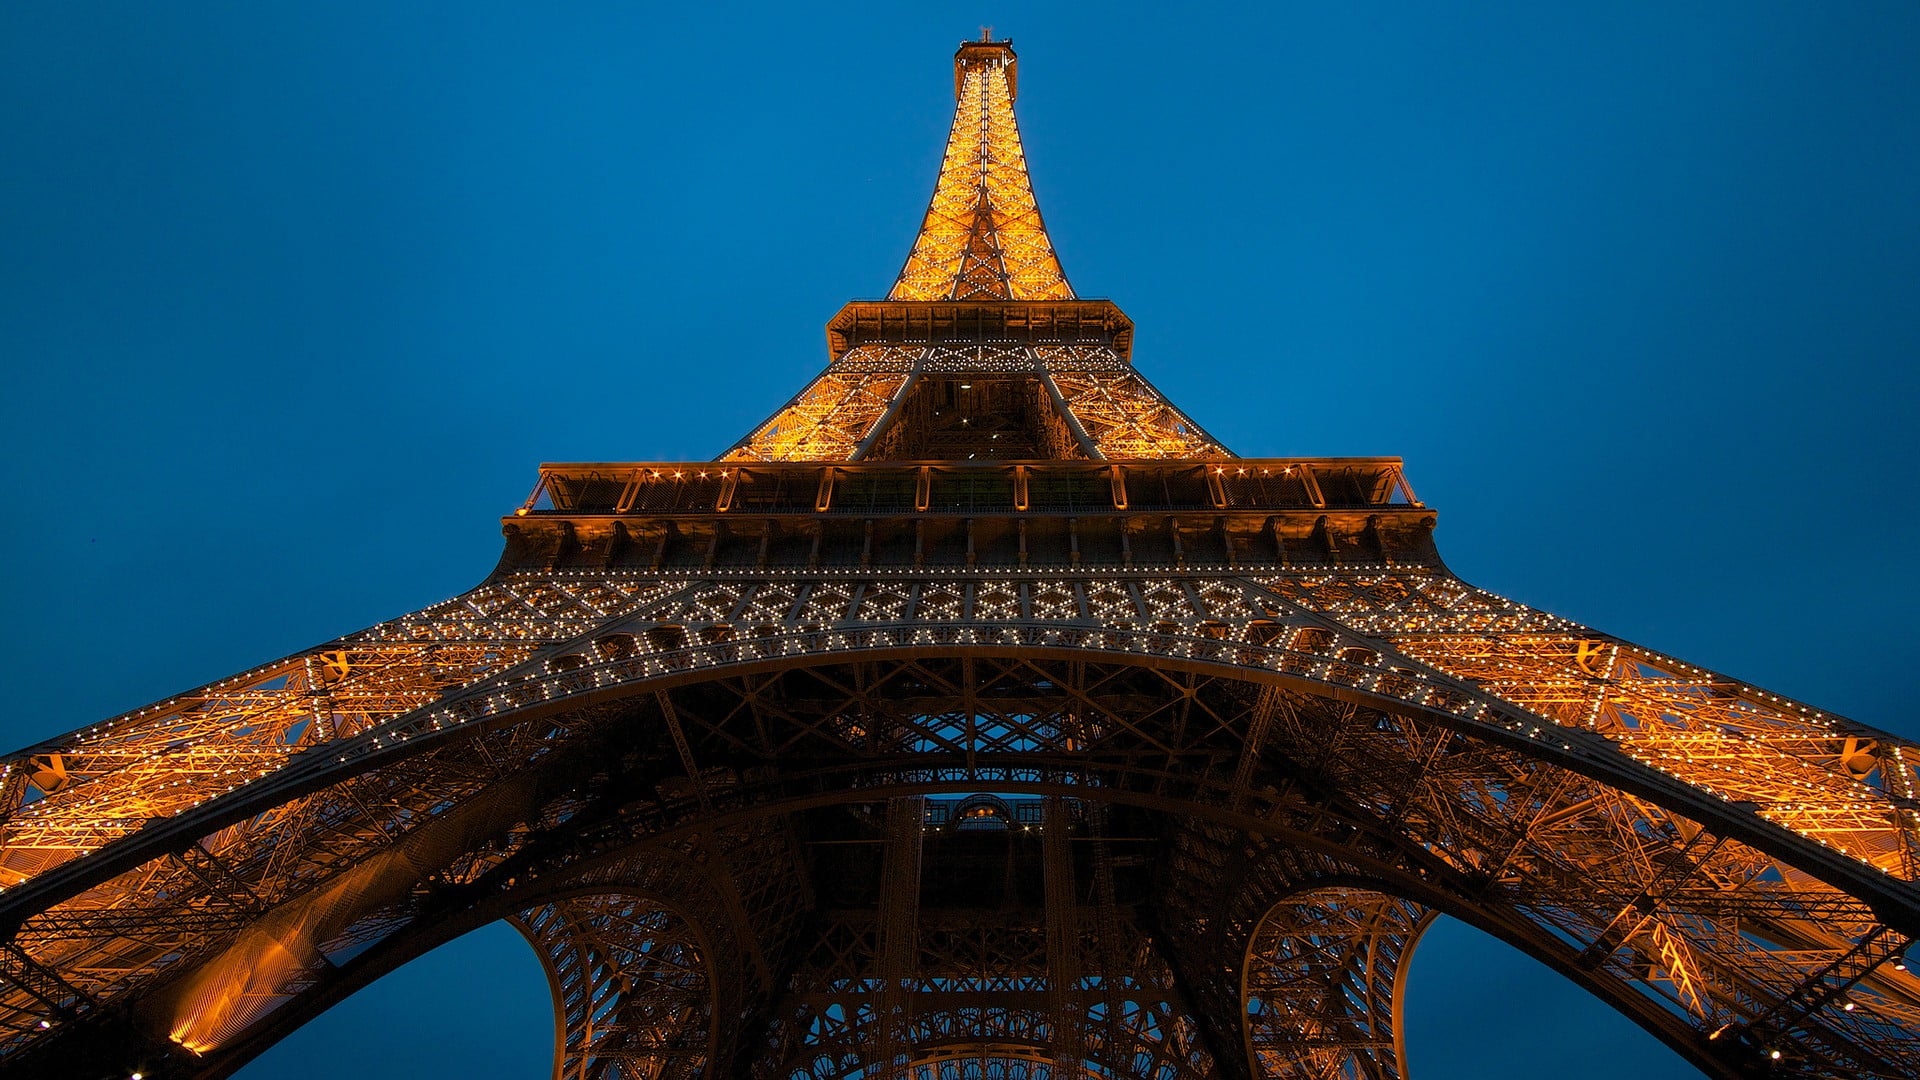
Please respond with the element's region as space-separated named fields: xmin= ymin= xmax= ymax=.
xmin=2 ymin=34 xmax=1918 ymax=1080
xmin=723 ymin=39 xmax=1218 ymax=465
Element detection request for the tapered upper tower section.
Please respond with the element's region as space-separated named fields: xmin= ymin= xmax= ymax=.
xmin=722 ymin=38 xmax=1225 ymax=463
xmin=889 ymin=39 xmax=1074 ymax=302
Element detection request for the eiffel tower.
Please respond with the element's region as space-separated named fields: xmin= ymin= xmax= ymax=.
xmin=3 ymin=35 xmax=1918 ymax=1080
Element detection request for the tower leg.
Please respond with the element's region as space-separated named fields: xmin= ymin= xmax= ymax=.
xmin=517 ymin=895 xmax=715 ymax=1080
xmin=1243 ymin=887 xmax=1431 ymax=1080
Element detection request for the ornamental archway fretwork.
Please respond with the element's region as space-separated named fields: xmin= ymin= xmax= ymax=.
xmin=1 ymin=602 xmax=1915 ymax=1079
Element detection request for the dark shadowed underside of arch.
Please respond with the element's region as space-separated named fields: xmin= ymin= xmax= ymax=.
xmin=8 ymin=639 xmax=1914 ymax=1079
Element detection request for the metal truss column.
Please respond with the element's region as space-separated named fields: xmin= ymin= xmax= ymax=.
xmin=1041 ymin=797 xmax=1085 ymax=1074
xmin=1243 ymin=887 xmax=1432 ymax=1080
xmin=521 ymin=894 xmax=715 ymax=1080
xmin=873 ymin=797 xmax=925 ymax=1080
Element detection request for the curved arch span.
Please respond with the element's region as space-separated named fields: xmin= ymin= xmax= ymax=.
xmin=9 ymin=629 xmax=1911 ymax=936
xmin=6 ymin=650 xmax=1918 ymax=1080
xmin=132 ymin=790 xmax=1913 ymax=1080
xmin=1241 ymin=884 xmax=1434 ymax=1080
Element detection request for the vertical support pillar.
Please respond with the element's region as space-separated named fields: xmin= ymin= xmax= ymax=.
xmin=1085 ymin=804 xmax=1129 ymax=1073
xmin=1042 ymin=798 xmax=1084 ymax=1075
xmin=519 ymin=894 xmax=715 ymax=1080
xmin=1243 ymin=887 xmax=1432 ymax=1080
xmin=873 ymin=797 xmax=925 ymax=1080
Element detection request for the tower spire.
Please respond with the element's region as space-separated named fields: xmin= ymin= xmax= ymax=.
xmin=722 ymin=37 xmax=1225 ymax=463
xmin=889 ymin=38 xmax=1073 ymax=301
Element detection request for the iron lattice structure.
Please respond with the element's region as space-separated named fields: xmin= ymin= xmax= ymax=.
xmin=2 ymin=38 xmax=1917 ymax=1080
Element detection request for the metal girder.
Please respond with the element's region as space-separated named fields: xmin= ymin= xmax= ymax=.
xmin=519 ymin=895 xmax=713 ymax=1080
xmin=872 ymin=797 xmax=926 ymax=1080
xmin=1241 ymin=887 xmax=1432 ymax=1080
xmin=1040 ymin=798 xmax=1082 ymax=1079
xmin=3 ymin=599 xmax=1919 ymax=1077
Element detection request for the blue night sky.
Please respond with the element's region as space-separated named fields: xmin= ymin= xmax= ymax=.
xmin=3 ymin=5 xmax=1917 ymax=1078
